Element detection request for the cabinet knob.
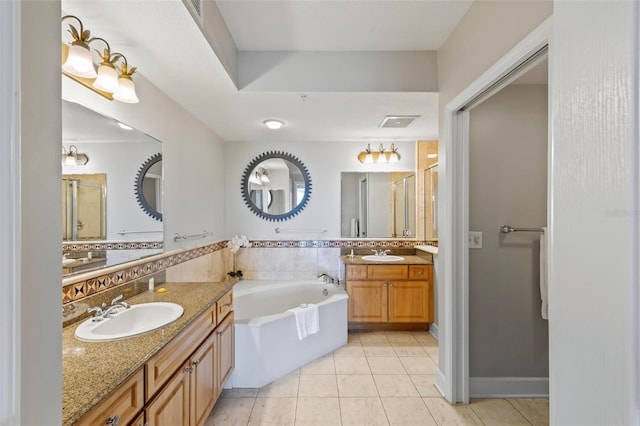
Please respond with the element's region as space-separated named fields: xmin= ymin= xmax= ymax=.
xmin=106 ymin=415 xmax=120 ymax=426
xmin=417 ymin=271 xmax=423 ymax=275
xmin=223 ymin=303 xmax=232 ymax=307
xmin=184 ymin=366 xmax=194 ymax=373
xmin=383 ymin=283 xmax=388 ymax=287
xmin=389 ymin=284 xmax=393 ymax=287
xmin=191 ymin=360 xmax=200 ymax=366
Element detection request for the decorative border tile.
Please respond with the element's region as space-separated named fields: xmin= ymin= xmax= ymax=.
xmin=63 ymin=240 xmax=163 ymax=251
xmin=61 ymin=239 xmax=436 ymax=305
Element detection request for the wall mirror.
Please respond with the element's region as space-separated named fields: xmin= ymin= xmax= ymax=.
xmin=341 ymin=172 xmax=416 ymax=238
xmin=241 ymin=151 xmax=312 ymax=222
xmin=62 ymin=99 xmax=163 ymax=277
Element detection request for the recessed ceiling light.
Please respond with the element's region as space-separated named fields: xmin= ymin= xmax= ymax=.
xmin=117 ymin=121 xmax=133 ymax=131
xmin=379 ymin=115 xmax=421 ymax=128
xmin=263 ymin=119 xmax=284 ymax=130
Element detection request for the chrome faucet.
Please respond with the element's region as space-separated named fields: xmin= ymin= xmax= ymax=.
xmin=87 ymin=295 xmax=130 ymax=321
xmin=317 ymin=273 xmax=338 ymax=285
xmin=371 ymin=249 xmax=391 ymax=256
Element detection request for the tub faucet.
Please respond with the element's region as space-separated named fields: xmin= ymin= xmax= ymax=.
xmin=317 ymin=273 xmax=336 ymax=284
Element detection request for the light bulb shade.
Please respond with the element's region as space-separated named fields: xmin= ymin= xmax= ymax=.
xmin=113 ymin=76 xmax=139 ymax=103
xmin=260 ymin=174 xmax=270 ymax=183
xmin=389 ymin=151 xmax=400 ymax=163
xmin=62 ymin=43 xmax=97 ymax=79
xmin=92 ymin=64 xmax=119 ymax=93
xmin=63 ymin=154 xmax=78 ymax=166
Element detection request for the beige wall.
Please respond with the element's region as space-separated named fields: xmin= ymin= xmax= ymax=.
xmin=469 ymin=84 xmax=548 ymax=378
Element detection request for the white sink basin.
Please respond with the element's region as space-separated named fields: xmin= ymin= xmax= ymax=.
xmin=75 ymin=302 xmax=184 ymax=342
xmin=361 ymin=255 xmax=405 ymax=262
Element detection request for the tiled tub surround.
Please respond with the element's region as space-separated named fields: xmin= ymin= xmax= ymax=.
xmin=62 ymin=281 xmax=233 ymax=426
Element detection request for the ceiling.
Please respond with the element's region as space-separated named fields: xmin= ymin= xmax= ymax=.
xmin=61 ymin=1 xmax=475 ymax=143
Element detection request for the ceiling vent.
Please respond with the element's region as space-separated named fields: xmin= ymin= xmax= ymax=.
xmin=379 ymin=115 xmax=421 ymax=128
xmin=184 ymin=0 xmax=203 ymax=25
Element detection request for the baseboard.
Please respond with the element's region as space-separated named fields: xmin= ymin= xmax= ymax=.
xmin=469 ymin=377 xmax=549 ymax=398
xmin=434 ymin=368 xmax=447 ymax=397
xmin=429 ymin=322 xmax=439 ymax=340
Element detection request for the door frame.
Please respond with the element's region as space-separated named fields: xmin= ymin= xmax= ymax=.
xmin=438 ymin=17 xmax=551 ymax=403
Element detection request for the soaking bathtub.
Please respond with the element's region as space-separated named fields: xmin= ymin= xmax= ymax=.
xmin=228 ymin=279 xmax=349 ymax=388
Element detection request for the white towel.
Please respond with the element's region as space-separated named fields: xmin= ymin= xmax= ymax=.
xmin=287 ymin=303 xmax=319 ymax=340
xmin=540 ymin=227 xmax=548 ymax=320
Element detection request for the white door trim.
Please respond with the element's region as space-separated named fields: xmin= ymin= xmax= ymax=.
xmin=0 ymin=1 xmax=21 ymax=424
xmin=439 ymin=17 xmax=551 ymax=403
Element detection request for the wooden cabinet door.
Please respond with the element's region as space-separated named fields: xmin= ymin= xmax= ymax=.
xmin=76 ymin=368 xmax=144 ymax=426
xmin=190 ymin=332 xmax=217 ymax=426
xmin=216 ymin=311 xmax=235 ymax=393
xmin=130 ymin=411 xmax=145 ymax=426
xmin=347 ymin=281 xmax=387 ymax=322
xmin=387 ymin=281 xmax=432 ymax=323
xmin=146 ymin=363 xmax=190 ymax=426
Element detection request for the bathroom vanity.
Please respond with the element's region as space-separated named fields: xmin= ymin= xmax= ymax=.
xmin=342 ymin=254 xmax=433 ymax=330
xmin=63 ymin=282 xmax=234 ymax=426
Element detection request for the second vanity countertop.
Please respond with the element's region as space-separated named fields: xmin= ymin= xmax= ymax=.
xmin=341 ymin=254 xmax=432 ymax=265
xmin=62 ymin=281 xmax=233 ymax=426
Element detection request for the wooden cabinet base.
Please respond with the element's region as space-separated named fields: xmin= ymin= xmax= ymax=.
xmin=348 ymin=322 xmax=431 ymax=332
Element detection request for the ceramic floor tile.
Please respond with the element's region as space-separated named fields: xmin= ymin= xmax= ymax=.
xmin=334 ymin=356 xmax=371 ymax=375
xmin=412 ymin=332 xmax=438 ymax=344
xmin=359 ymin=332 xmax=390 ymax=343
xmin=295 ymin=397 xmax=342 ymax=426
xmin=220 ymin=388 xmax=259 ymax=398
xmin=507 ymin=399 xmax=549 ymax=426
xmin=399 ymin=356 xmax=438 ymax=374
xmin=363 ymin=342 xmax=397 ymax=357
xmin=205 ymin=397 xmax=255 ymax=426
xmin=248 ymin=397 xmax=297 ymax=426
xmin=423 ymin=398 xmax=484 ymax=426
xmin=469 ymin=399 xmax=530 ymax=425
xmin=301 ymin=355 xmax=336 ymax=375
xmin=333 ymin=342 xmax=366 ymax=357
xmin=298 ymin=374 xmax=338 ymax=397
xmin=410 ymin=375 xmax=442 ymax=397
xmin=373 ymin=374 xmax=420 ymax=397
xmin=367 ymin=356 xmax=407 ymax=374
xmin=425 ymin=346 xmax=440 ymax=358
xmin=347 ymin=333 xmax=361 ymax=343
xmin=385 ymin=332 xmax=419 ymax=343
xmin=381 ymin=397 xmax=437 ymax=426
xmin=257 ymin=374 xmax=300 ymax=398
xmin=336 ymin=374 xmax=380 ymax=397
xmin=392 ymin=342 xmax=428 ymax=357
xmin=340 ymin=397 xmax=390 ymax=426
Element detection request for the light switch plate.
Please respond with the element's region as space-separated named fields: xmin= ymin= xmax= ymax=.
xmin=469 ymin=231 xmax=483 ymax=249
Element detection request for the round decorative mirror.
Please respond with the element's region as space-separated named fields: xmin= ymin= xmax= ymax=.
xmin=241 ymin=151 xmax=312 ymax=222
xmin=135 ymin=153 xmax=163 ymax=221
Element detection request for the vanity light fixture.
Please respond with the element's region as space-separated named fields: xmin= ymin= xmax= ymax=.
xmin=62 ymin=145 xmax=89 ymax=166
xmin=61 ymin=15 xmax=139 ymax=103
xmin=263 ymin=119 xmax=284 ymax=130
xmin=357 ymin=143 xmax=401 ymax=164
xmin=259 ymin=168 xmax=270 ymax=183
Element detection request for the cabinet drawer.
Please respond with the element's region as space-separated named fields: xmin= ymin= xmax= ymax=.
xmin=146 ymin=304 xmax=217 ymax=400
xmin=216 ymin=289 xmax=233 ymax=323
xmin=408 ymin=265 xmax=430 ymax=280
xmin=367 ymin=265 xmax=408 ymax=280
xmin=77 ymin=368 xmax=144 ymax=426
xmin=346 ymin=265 xmax=367 ymax=280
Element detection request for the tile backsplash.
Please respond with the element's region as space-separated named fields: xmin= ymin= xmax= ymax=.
xmin=61 ymin=239 xmax=437 ymax=323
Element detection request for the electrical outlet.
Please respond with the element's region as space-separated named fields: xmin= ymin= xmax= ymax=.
xmin=469 ymin=231 xmax=482 ymax=249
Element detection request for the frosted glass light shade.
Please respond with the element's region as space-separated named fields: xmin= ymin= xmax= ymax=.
xmin=92 ymin=64 xmax=119 ymax=93
xmin=63 ymin=154 xmax=77 ymax=166
xmin=62 ymin=44 xmax=97 ymax=79
xmin=113 ymin=76 xmax=139 ymax=103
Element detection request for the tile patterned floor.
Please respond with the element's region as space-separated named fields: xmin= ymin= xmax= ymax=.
xmin=205 ymin=331 xmax=549 ymax=426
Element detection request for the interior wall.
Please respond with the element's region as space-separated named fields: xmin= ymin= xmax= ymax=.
xmin=550 ymin=2 xmax=639 ymax=424
xmin=62 ymin=72 xmax=225 ymax=251
xmin=435 ymin=0 xmax=552 ymax=391
xmin=20 ymin=1 xmax=63 ymax=423
xmin=223 ymin=140 xmax=416 ymax=239
xmin=468 ymin=84 xmax=548 ymax=380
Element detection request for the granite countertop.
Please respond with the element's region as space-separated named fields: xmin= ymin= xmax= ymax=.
xmin=341 ymin=254 xmax=432 ymax=265
xmin=62 ymin=281 xmax=233 ymax=426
